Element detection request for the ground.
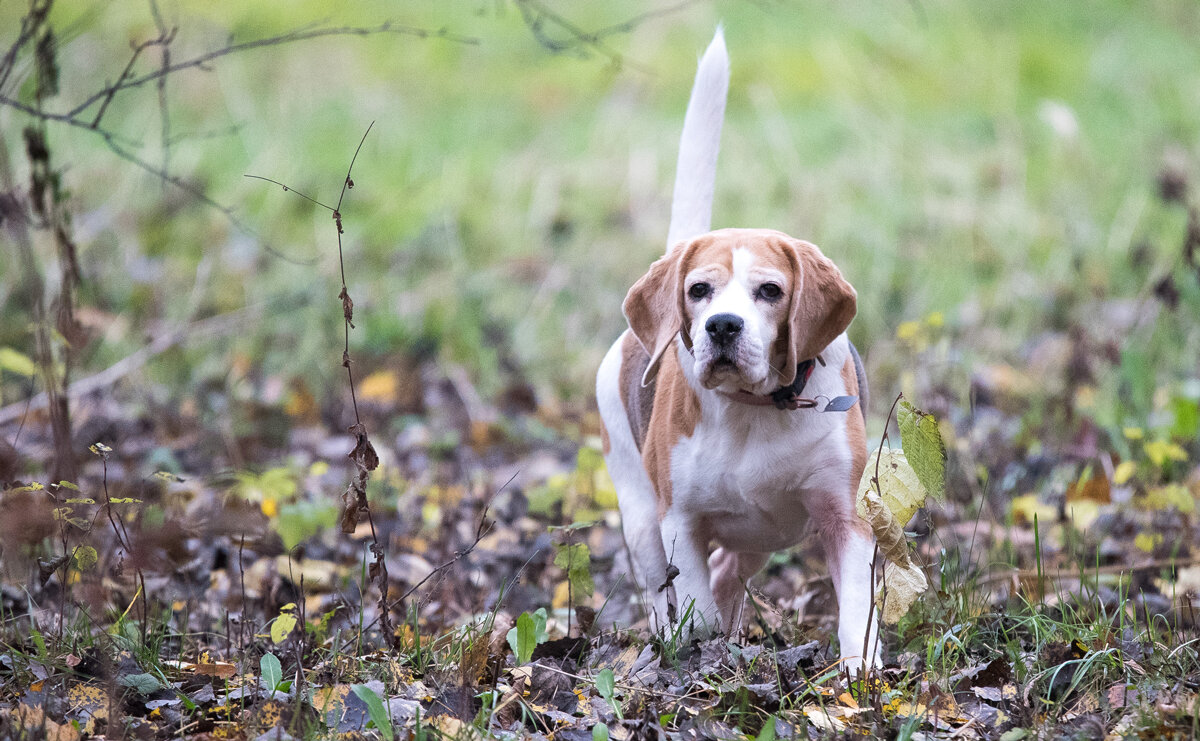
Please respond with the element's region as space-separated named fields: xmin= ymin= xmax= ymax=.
xmin=2 ymin=1 xmax=1200 ymax=739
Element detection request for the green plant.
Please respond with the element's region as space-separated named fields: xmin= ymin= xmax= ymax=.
xmin=507 ymin=608 xmax=549 ymax=665
xmin=351 ymin=683 xmax=395 ymax=741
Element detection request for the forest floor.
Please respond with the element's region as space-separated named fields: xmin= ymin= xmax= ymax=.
xmin=2 ymin=297 xmax=1200 ymax=741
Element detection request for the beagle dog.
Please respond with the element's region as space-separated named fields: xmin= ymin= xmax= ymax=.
xmin=596 ymin=31 xmax=880 ymax=670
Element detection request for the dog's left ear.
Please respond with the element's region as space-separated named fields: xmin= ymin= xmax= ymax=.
xmin=623 ymin=241 xmax=694 ymax=386
xmin=780 ymin=239 xmax=857 ymax=386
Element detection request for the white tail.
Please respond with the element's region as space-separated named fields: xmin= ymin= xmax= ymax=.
xmin=666 ymin=29 xmax=730 ymax=250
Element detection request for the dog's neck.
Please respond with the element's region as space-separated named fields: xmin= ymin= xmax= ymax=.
xmin=716 ymin=357 xmax=820 ymax=410
xmin=676 ymin=337 xmax=857 ymax=415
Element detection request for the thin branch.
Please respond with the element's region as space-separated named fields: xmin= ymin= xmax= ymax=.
xmin=64 ymin=21 xmax=479 ymax=120
xmin=0 ymin=0 xmax=51 ymax=93
xmin=147 ymin=0 xmax=174 ymax=178
xmin=336 ymin=122 xmax=372 ymax=213
xmin=243 ymin=175 xmax=334 ymax=211
xmin=512 ymin=0 xmax=699 ymax=72
xmin=91 ymin=33 xmax=169 ymax=130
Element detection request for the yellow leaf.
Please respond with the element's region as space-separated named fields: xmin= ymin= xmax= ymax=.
xmin=261 ymin=498 xmax=278 ymax=518
xmin=1134 ymin=532 xmax=1162 ymax=553
xmin=1144 ymin=440 xmax=1188 ymax=467
xmin=1123 ymin=427 xmax=1144 ymax=440
xmin=593 ymin=464 xmax=618 ymax=509
xmin=925 ymin=311 xmax=944 ymax=328
xmin=857 ymin=447 xmax=928 ymax=526
xmin=0 ymin=346 xmax=37 ymax=377
xmin=270 ymin=610 xmax=298 ymax=644
xmin=1010 ymin=494 xmax=1056 ymax=525
xmin=359 ymin=370 xmax=399 ymax=404
xmin=552 ymin=581 xmax=572 ymax=610
xmin=880 ymin=561 xmax=928 ymax=624
xmin=855 ymin=478 xmax=929 ymax=624
xmin=895 ymin=321 xmax=921 ymax=342
xmin=1142 ymin=484 xmax=1194 ymax=514
xmin=1065 ymin=500 xmax=1100 ymax=531
xmin=1113 ymin=461 xmax=1137 ymax=485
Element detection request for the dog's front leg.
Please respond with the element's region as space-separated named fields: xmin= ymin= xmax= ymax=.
xmin=814 ymin=508 xmax=881 ymax=672
xmin=658 ymin=510 xmax=721 ymax=635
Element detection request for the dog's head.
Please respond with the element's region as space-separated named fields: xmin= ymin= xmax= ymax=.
xmin=623 ymin=228 xmax=856 ymax=393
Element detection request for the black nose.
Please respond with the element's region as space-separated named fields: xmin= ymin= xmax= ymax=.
xmin=705 ymin=313 xmax=744 ymax=345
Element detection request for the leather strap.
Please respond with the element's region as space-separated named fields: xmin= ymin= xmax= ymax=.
xmin=717 ymin=356 xmax=858 ymax=412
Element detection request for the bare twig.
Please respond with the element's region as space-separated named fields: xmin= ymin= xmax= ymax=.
xmin=147 ymin=0 xmax=174 ymax=179
xmin=0 ymin=14 xmax=476 ymax=245
xmin=63 ymin=22 xmax=478 ymax=121
xmin=512 ymin=0 xmax=698 ymax=72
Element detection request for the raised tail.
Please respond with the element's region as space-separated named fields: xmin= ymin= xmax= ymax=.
xmin=666 ymin=28 xmax=730 ymax=250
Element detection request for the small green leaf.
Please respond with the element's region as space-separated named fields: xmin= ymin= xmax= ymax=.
xmin=898 ymin=401 xmax=946 ymax=500
xmin=0 ymin=347 xmax=36 ymax=377
xmin=513 ymin=612 xmax=537 ymax=665
xmin=756 ymin=716 xmax=777 ymax=741
xmin=352 ymin=684 xmax=394 ymax=741
xmin=593 ymin=724 xmax=610 ymax=741
xmin=260 ymin=652 xmax=282 ymax=692
xmin=554 ymin=542 xmax=595 ymax=602
xmin=596 ymin=667 xmax=621 ymax=719
xmin=56 ymin=480 xmax=80 ymax=490
xmin=118 ymin=672 xmax=162 ymax=695
xmin=72 ymin=545 xmax=98 ymax=571
xmin=275 ymin=500 xmax=339 ymax=550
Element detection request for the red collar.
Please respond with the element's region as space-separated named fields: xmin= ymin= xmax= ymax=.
xmin=716 ymin=356 xmax=858 ymax=413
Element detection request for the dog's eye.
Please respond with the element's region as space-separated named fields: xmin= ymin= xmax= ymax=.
xmin=757 ymin=282 xmax=782 ymax=301
xmin=688 ymin=282 xmax=711 ymax=300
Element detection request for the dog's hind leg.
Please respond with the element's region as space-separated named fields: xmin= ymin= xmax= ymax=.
xmin=709 ymin=548 xmax=769 ymax=638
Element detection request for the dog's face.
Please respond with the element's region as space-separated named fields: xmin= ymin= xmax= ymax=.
xmin=624 ymin=228 xmax=857 ymax=392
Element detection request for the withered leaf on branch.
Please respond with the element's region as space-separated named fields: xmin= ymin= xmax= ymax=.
xmin=348 ymin=422 xmax=379 ymax=472
xmin=340 ymin=484 xmax=362 ymax=533
xmin=37 ymin=554 xmax=70 ymax=587
xmin=856 ymin=447 xmax=931 ymax=623
xmin=338 ymin=285 xmax=354 ymax=325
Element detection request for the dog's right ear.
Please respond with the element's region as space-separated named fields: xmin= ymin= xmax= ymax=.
xmin=623 ymin=242 xmax=691 ymax=386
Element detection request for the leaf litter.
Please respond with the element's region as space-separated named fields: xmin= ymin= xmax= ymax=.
xmin=2 ymin=329 xmax=1200 ymax=737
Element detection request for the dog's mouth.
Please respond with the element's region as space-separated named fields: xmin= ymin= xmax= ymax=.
xmin=698 ymin=352 xmax=766 ymax=391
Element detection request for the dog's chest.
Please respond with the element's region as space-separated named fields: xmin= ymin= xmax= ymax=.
xmin=668 ymin=408 xmax=849 ymax=552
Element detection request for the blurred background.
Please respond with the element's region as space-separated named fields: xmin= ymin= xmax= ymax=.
xmin=2 ymin=0 xmax=1198 ymax=484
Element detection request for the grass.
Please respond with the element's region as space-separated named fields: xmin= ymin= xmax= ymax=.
xmin=2 ymin=0 xmax=1200 ymax=738
xmin=3 ymin=0 xmax=1199 ymax=411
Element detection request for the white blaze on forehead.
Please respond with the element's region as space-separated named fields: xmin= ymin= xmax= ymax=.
xmin=731 ymin=247 xmax=756 ymax=285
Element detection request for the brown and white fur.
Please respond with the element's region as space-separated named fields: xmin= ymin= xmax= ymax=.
xmin=596 ymin=30 xmax=880 ymax=670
